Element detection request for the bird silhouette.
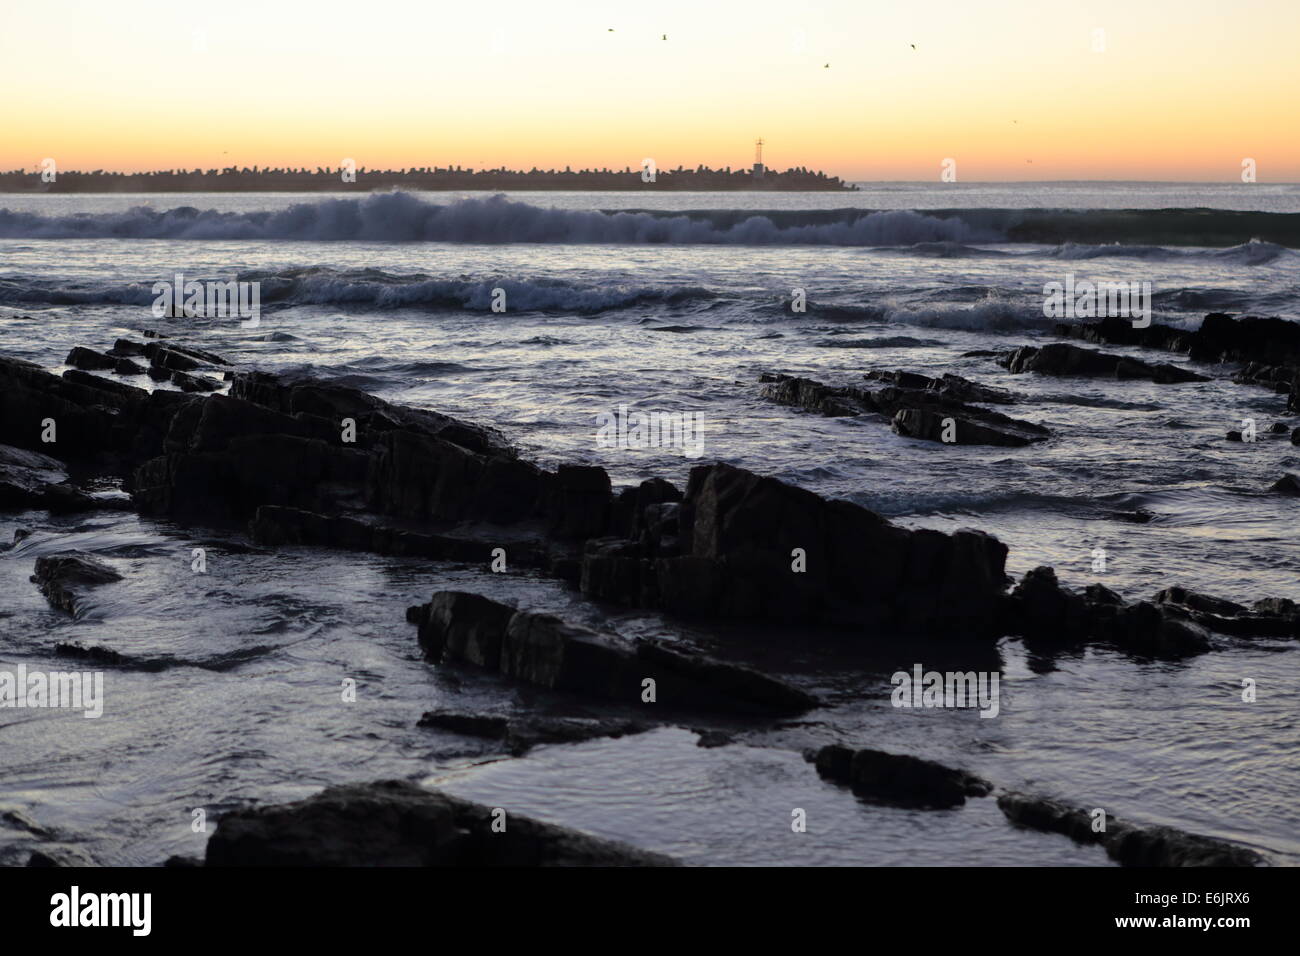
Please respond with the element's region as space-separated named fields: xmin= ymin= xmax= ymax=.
xmin=824 ymin=63 xmax=830 ymax=68
xmin=910 ymin=44 xmax=916 ymax=50
xmin=662 ymin=35 xmax=667 ymax=40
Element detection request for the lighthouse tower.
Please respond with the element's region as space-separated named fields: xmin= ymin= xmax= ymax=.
xmin=752 ymin=138 xmax=765 ymax=181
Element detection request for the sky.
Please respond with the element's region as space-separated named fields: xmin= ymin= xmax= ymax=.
xmin=3 ymin=0 xmax=1297 ymax=181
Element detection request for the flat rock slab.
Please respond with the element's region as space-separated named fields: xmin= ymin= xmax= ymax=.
xmin=418 ymin=710 xmax=652 ymax=755
xmin=999 ymin=343 xmax=1208 ymax=384
xmin=409 ymin=590 xmax=817 ymax=717
xmin=760 ymin=372 xmax=1049 ymax=446
xmin=997 ymin=792 xmax=1263 ymax=867
xmin=0 ymin=443 xmax=100 ymax=513
xmin=205 ymin=780 xmax=678 ymax=866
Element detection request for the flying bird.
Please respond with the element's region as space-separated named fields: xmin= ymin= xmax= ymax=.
xmin=910 ymin=44 xmax=916 ymax=50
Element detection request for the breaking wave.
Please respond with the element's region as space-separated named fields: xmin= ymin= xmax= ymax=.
xmin=0 ymin=268 xmax=718 ymax=314
xmin=0 ymin=193 xmax=988 ymax=245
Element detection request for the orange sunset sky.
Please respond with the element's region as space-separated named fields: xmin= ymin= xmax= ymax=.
xmin=3 ymin=0 xmax=1297 ymax=181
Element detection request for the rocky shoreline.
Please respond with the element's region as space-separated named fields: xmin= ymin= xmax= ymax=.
xmin=1 ymin=311 xmax=1293 ymax=866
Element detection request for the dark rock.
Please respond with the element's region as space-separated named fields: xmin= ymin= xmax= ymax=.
xmin=579 ymin=537 xmax=652 ymax=605
xmin=411 ymin=590 xmax=815 ymax=716
xmin=205 ymin=780 xmax=677 ymax=866
xmin=1060 ymin=313 xmax=1300 ymax=366
xmin=65 ymin=347 xmax=117 ymax=371
xmin=635 ymin=640 xmax=818 ymax=716
xmin=694 ymin=729 xmax=734 ymax=748
xmin=1003 ymin=566 xmax=1212 ymax=657
xmin=1062 ymin=314 xmax=1300 ymax=410
xmin=27 ymin=845 xmax=98 ymax=867
xmin=416 ymin=711 xmax=511 ymax=738
xmin=419 ymin=712 xmax=650 ymax=755
xmin=230 ymin=371 xmax=513 ymax=457
xmin=0 ymin=808 xmax=53 ymax=838
xmin=61 ymin=370 xmax=148 ymax=405
xmin=759 ymin=373 xmax=876 ymax=417
xmin=890 ymin=405 xmax=1044 ymax=447
xmin=149 ymin=346 xmax=204 ymax=373
xmin=548 ymin=464 xmax=611 ymax=538
xmin=999 ymin=343 xmax=1208 ymax=383
xmin=0 ymin=443 xmax=99 ymax=513
xmin=31 ymin=551 xmax=122 ymax=616
xmin=507 ymin=715 xmax=648 ymax=751
xmin=0 ymin=355 xmax=125 ymax=463
xmin=499 ymin=609 xmax=639 ymax=697
xmin=997 ymin=792 xmax=1108 ymax=845
xmin=1153 ymin=586 xmax=1245 ymax=617
xmin=53 ymin=642 xmax=128 ymax=665
xmin=250 ymin=505 xmax=543 ymax=569
xmin=162 ymin=855 xmax=204 ymax=867
xmin=1 ymin=352 xmax=198 ymax=476
xmin=170 ymin=370 xmax=221 ymax=393
xmin=863 ymin=369 xmax=1016 ymax=404
xmin=417 ymin=590 xmax=517 ymax=665
xmin=813 ymin=745 xmax=992 ymax=809
xmin=107 ymin=338 xmax=148 ymax=358
xmin=760 ymin=372 xmax=1048 ymax=446
xmin=1106 ymin=825 xmax=1264 ymax=867
xmin=647 ymin=462 xmax=1010 ymax=634
xmin=1154 ymin=586 xmax=1299 ymax=638
xmin=1269 ymin=473 xmax=1300 ymax=496
xmin=998 ymin=791 xmax=1263 ymax=867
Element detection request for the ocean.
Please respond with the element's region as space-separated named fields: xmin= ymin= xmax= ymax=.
xmin=1 ymin=183 xmax=1296 ymax=866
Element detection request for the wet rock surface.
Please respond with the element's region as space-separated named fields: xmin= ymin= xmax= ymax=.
xmin=1269 ymin=473 xmax=1300 ymax=496
xmin=1059 ymin=312 xmax=1300 ymax=366
xmin=204 ymin=780 xmax=679 ymax=866
xmin=760 ymin=371 xmax=1049 ymax=446
xmin=0 ymin=443 xmax=100 ymax=512
xmin=812 ymin=744 xmax=992 ymax=809
xmin=1152 ymin=586 xmax=1299 ymax=638
xmin=998 ymin=343 xmax=1209 ymax=383
xmin=1001 ymin=566 xmax=1213 ymax=657
xmin=31 ymin=551 xmax=123 ymax=617
xmin=583 ymin=461 xmax=1011 ymax=634
xmin=1059 ymin=313 xmax=1300 ymax=410
xmin=997 ymin=792 xmax=1263 ymax=867
xmin=408 ymin=590 xmax=817 ymax=716
xmin=417 ymin=710 xmax=652 ymax=755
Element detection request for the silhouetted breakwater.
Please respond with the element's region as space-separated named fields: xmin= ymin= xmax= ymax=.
xmin=0 ymin=165 xmax=858 ymax=192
